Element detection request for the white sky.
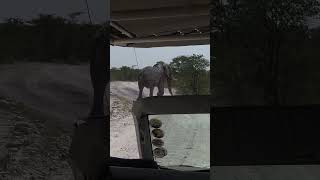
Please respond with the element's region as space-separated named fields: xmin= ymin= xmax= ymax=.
xmin=110 ymin=45 xmax=210 ymax=68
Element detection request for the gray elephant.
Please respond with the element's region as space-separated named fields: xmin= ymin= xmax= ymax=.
xmin=138 ymin=62 xmax=174 ymax=99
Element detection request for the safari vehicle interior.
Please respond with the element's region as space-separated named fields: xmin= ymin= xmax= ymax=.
xmin=69 ymin=0 xmax=211 ymax=180
xmin=108 ymin=96 xmax=211 ymax=180
xmin=132 ymin=95 xmax=210 ymax=170
xmin=109 ymin=0 xmax=210 ymax=179
xmin=69 ymin=0 xmax=320 ymax=179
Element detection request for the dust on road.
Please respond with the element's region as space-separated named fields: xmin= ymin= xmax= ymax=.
xmin=0 ymin=97 xmax=73 ymax=180
xmin=0 ymin=62 xmax=93 ymax=134
xmin=0 ymin=62 xmax=92 ymax=179
xmin=110 ymin=81 xmax=174 ymax=159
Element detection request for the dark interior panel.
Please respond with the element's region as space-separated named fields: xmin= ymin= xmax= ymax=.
xmin=212 ymin=106 xmax=320 ymax=165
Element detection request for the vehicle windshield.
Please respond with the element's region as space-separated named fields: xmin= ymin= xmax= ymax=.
xmin=148 ymin=114 xmax=210 ymax=170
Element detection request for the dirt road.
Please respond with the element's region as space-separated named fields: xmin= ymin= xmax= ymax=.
xmin=0 ymin=62 xmax=91 ymax=179
xmin=0 ymin=62 xmax=93 ymax=134
xmin=0 ymin=63 xmax=143 ymax=160
xmin=110 ymin=81 xmax=175 ymax=159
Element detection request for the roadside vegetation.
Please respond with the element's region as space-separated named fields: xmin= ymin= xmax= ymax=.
xmin=111 ymin=54 xmax=210 ymax=95
xmin=0 ymin=13 xmax=101 ymax=65
xmin=211 ymin=0 xmax=320 ymax=105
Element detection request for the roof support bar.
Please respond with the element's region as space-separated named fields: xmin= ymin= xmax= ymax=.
xmin=111 ymin=34 xmax=209 ymax=45
xmin=111 ymin=5 xmax=209 ymax=21
xmin=110 ymin=21 xmax=134 ymax=38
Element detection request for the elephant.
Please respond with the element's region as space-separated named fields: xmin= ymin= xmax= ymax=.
xmin=137 ymin=62 xmax=174 ymax=99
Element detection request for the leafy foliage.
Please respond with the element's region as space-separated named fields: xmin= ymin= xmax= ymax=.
xmin=0 ymin=14 xmax=101 ymax=64
xmin=211 ymin=0 xmax=320 ymax=105
xmin=170 ymin=54 xmax=210 ymax=95
xmin=110 ymin=66 xmax=141 ymax=81
xmin=111 ymin=54 xmax=210 ymax=96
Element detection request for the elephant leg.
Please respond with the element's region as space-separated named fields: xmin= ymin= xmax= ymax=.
xmin=138 ymin=82 xmax=144 ymax=99
xmin=157 ymin=88 xmax=164 ymax=96
xmin=138 ymin=88 xmax=143 ymax=99
xmin=150 ymin=87 xmax=154 ymax=97
xmin=168 ymin=88 xmax=173 ymax=96
xmin=157 ymin=79 xmax=165 ymax=96
xmin=157 ymin=85 xmax=164 ymax=96
xmin=167 ymin=79 xmax=173 ymax=96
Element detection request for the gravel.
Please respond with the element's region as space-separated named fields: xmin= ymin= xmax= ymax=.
xmin=0 ymin=97 xmax=73 ymax=180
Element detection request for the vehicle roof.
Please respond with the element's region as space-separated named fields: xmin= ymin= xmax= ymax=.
xmin=110 ymin=0 xmax=210 ymax=48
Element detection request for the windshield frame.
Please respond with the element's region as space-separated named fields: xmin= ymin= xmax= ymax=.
xmin=131 ymin=95 xmax=211 ymax=170
xmin=148 ymin=113 xmax=210 ymax=170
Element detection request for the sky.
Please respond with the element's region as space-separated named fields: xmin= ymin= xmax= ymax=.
xmin=0 ymin=0 xmax=107 ymax=23
xmin=110 ymin=45 xmax=210 ymax=68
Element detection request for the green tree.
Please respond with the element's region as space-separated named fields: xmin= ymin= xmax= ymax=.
xmin=170 ymin=54 xmax=209 ymax=95
xmin=212 ymin=0 xmax=320 ymax=105
xmin=0 ymin=14 xmax=99 ymax=63
xmin=110 ymin=66 xmax=141 ymax=81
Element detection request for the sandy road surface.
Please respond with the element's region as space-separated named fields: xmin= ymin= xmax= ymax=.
xmin=0 ymin=62 xmax=91 ymax=179
xmin=110 ymin=81 xmax=176 ymax=159
xmin=0 ymin=62 xmax=93 ymax=134
xmin=0 ymin=96 xmax=73 ymax=179
xmin=0 ymin=63 xmax=172 ymax=160
xmin=110 ymin=81 xmax=151 ymax=159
